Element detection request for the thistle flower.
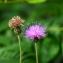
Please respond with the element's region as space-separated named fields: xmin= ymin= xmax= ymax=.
xmin=25 ymin=24 xmax=46 ymax=63
xmin=8 ymin=16 xmax=24 ymax=29
xmin=25 ymin=24 xmax=46 ymax=41
xmin=8 ymin=16 xmax=24 ymax=63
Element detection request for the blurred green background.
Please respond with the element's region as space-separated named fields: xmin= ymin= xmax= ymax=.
xmin=0 ymin=0 xmax=63 ymax=63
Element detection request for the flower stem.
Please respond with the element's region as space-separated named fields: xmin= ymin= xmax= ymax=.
xmin=17 ymin=35 xmax=22 ymax=63
xmin=35 ymin=43 xmax=39 ymax=63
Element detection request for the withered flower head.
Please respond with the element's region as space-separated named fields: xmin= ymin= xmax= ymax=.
xmin=8 ymin=16 xmax=24 ymax=29
xmin=8 ymin=16 xmax=24 ymax=34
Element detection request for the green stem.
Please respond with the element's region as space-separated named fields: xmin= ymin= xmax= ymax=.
xmin=17 ymin=35 xmax=22 ymax=63
xmin=35 ymin=43 xmax=38 ymax=63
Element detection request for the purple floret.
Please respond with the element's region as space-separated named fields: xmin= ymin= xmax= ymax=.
xmin=25 ymin=24 xmax=46 ymax=40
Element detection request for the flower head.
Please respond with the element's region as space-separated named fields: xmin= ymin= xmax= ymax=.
xmin=25 ymin=24 xmax=46 ymax=41
xmin=8 ymin=16 xmax=24 ymax=29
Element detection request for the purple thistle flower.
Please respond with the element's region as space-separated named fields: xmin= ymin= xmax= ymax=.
xmin=25 ymin=24 xmax=46 ymax=41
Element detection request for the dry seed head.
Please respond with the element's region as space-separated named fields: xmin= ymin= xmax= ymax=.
xmin=8 ymin=16 xmax=24 ymax=29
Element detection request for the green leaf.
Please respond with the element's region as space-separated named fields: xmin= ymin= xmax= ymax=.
xmin=39 ymin=37 xmax=59 ymax=63
xmin=26 ymin=0 xmax=46 ymax=4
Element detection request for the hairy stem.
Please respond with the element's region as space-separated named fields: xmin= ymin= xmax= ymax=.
xmin=17 ymin=35 xmax=22 ymax=63
xmin=35 ymin=43 xmax=39 ymax=63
